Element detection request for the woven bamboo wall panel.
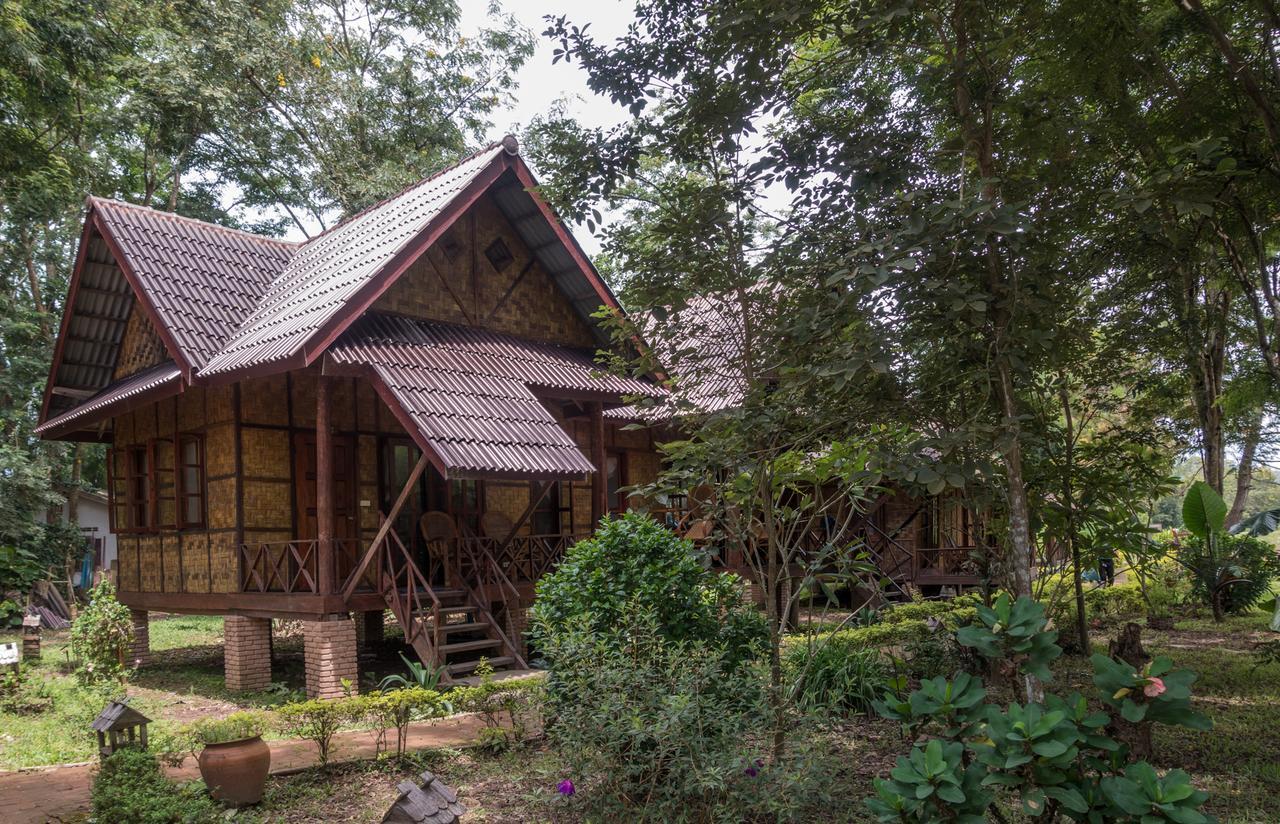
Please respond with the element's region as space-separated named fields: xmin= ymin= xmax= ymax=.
xmin=138 ymin=535 xmax=162 ymax=591
xmin=241 ymin=426 xmax=290 ymax=478
xmin=628 ymin=450 xmax=660 ymax=487
xmin=209 ymin=533 xmax=238 ymax=592
xmin=177 ymin=385 xmax=204 ymax=430
xmin=161 ymin=534 xmax=182 ymax=592
xmin=207 ymin=477 xmax=237 ymax=530
xmin=133 ymin=404 xmax=157 ymax=442
xmin=243 ymin=479 xmax=292 ymax=530
xmin=332 ymin=378 xmax=355 ymax=431
xmin=241 ymin=375 xmax=290 ymax=426
xmin=117 ymin=537 xmax=139 ymax=591
xmin=358 ymin=435 xmax=378 ymax=484
xmin=372 ymin=196 xmax=598 ymax=348
xmin=181 ymin=532 xmax=210 ymax=592
xmin=113 ymin=302 xmax=169 ymax=380
xmin=205 ymin=422 xmax=235 ymax=478
xmin=572 ymin=486 xmax=593 ymax=534
xmin=356 ymin=381 xmax=377 ymax=430
xmin=485 ymin=483 xmax=527 ymax=527
xmin=206 ymin=385 xmax=234 ymax=424
xmin=359 ymin=488 xmax=379 ymax=530
xmin=155 ymin=397 xmax=177 ymax=437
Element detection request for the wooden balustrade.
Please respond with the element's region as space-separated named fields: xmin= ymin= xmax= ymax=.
xmin=239 ymin=540 xmax=318 ymax=594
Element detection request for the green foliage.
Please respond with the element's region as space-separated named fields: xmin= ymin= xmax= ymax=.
xmin=276 ymin=698 xmax=357 ymax=767
xmin=69 ymin=579 xmax=134 ymax=683
xmin=376 ymin=652 xmax=446 ymax=692
xmin=355 ymin=688 xmax=451 ymax=758
xmin=1182 ymin=481 xmax=1227 ymax=541
xmin=956 ymin=594 xmax=1061 ymax=682
xmin=188 ymin=710 xmax=270 ymax=746
xmin=790 ymin=644 xmax=887 ymax=714
xmin=866 ymin=739 xmax=991 ymax=823
xmin=0 ymin=667 xmax=52 ymax=715
xmin=91 ymin=748 xmax=218 ymax=824
xmin=1100 ymin=763 xmax=1212 ymax=824
xmin=1092 ymin=655 xmax=1211 ymax=731
xmin=529 ymin=513 xmax=765 ymax=670
xmin=867 ymin=597 xmax=1214 ymax=822
xmin=1175 ymin=532 xmax=1280 ymax=615
xmin=449 ymin=671 xmax=543 ymax=753
xmin=542 ymin=609 xmax=803 ymax=822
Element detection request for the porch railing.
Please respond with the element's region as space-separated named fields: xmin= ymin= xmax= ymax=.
xmin=239 ymin=539 xmax=361 ymax=594
xmin=914 ymin=546 xmax=981 ymax=582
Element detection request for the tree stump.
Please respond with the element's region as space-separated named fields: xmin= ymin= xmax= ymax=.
xmin=1107 ymin=622 xmax=1152 ymax=760
xmin=1108 ymin=622 xmax=1149 ymax=668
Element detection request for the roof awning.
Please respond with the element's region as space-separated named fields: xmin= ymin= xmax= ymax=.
xmin=35 ymin=361 xmax=183 ymax=440
xmin=329 ymin=314 xmax=663 ymax=480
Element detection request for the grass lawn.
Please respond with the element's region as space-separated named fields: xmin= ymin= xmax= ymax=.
xmin=5 ymin=606 xmax=1277 ymax=821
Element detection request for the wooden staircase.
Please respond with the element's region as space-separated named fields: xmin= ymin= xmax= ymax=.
xmin=343 ymin=527 xmax=528 ymax=685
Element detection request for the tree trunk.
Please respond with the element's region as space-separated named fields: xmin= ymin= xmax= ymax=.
xmin=1059 ymin=385 xmax=1089 ymax=654
xmin=1226 ymin=411 xmax=1262 ymax=529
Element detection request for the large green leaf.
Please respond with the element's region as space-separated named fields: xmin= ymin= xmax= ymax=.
xmin=1182 ymin=481 xmax=1226 ymax=540
xmin=1230 ymin=506 xmax=1280 ymax=537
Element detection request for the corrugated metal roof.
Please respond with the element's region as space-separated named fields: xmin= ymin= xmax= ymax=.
xmin=331 ymin=314 xmax=661 ymax=479
xmin=35 ymin=361 xmax=182 ymax=437
xmin=92 ymin=199 xmax=298 ymax=367
xmin=198 ymin=145 xmax=507 ymax=378
xmin=607 ymin=294 xmax=746 ymax=420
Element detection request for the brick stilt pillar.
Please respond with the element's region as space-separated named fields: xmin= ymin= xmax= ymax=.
xmin=224 ymin=616 xmax=273 ymax=692
xmin=128 ymin=609 xmax=151 ymax=668
xmin=303 ymin=617 xmax=358 ymax=700
xmin=355 ymin=610 xmax=384 ymax=649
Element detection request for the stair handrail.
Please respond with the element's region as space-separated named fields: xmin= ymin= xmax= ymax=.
xmin=383 ymin=528 xmax=444 ymax=661
xmin=452 ymin=536 xmax=528 ymax=669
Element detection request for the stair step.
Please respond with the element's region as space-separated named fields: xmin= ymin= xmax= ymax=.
xmin=437 ymin=621 xmax=490 ymax=635
xmin=440 ymin=638 xmax=502 ymax=654
xmin=447 ymin=656 xmax=514 ymax=675
xmin=450 ymin=668 xmax=542 ymax=687
xmin=414 ymin=604 xmax=479 ymax=618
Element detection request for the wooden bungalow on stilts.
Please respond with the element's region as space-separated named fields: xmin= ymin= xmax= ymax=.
xmin=36 ymin=137 xmax=666 ymax=696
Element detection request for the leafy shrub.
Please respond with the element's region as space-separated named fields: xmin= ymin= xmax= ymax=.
xmin=1043 ymin=582 xmax=1149 ymax=632
xmin=789 ymin=643 xmax=887 ymax=714
xmin=70 ymin=579 xmax=134 ymax=683
xmin=900 ymin=630 xmax=971 ymax=680
xmin=189 ymin=710 xmax=270 ymax=746
xmin=529 ymin=512 xmax=765 ymax=670
xmin=91 ymin=748 xmax=218 ymax=824
xmin=449 ymin=666 xmax=544 ymax=752
xmin=1176 ymin=532 xmax=1280 ymax=614
xmin=866 ymin=596 xmax=1214 ymax=823
xmin=544 ymin=610 xmax=793 ymax=822
xmin=357 ymin=687 xmax=452 ymax=757
xmin=276 ymin=698 xmax=359 ymax=766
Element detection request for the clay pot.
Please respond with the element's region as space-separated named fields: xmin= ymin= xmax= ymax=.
xmin=197 ymin=735 xmax=271 ymax=806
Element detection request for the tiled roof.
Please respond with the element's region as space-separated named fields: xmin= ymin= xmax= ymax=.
xmin=35 ymin=361 xmax=183 ymax=437
xmin=91 ymin=198 xmax=297 ymax=367
xmin=198 ymin=144 xmax=508 ymax=378
xmin=607 ymin=294 xmax=746 ymax=420
xmin=329 ymin=314 xmax=662 ymax=479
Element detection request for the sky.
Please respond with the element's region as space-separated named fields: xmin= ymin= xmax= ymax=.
xmin=462 ymin=1 xmax=635 ymax=141
xmin=460 ymin=1 xmax=637 ymax=254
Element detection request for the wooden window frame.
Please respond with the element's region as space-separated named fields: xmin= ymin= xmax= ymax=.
xmin=176 ymin=433 xmax=206 ymax=529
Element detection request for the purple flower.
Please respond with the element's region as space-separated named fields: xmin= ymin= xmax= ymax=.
xmin=557 ymin=779 xmax=576 ymax=797
xmin=744 ymin=766 xmax=758 ymax=777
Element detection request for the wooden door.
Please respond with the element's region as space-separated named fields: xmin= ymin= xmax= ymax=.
xmin=293 ymin=433 xmax=357 ymax=543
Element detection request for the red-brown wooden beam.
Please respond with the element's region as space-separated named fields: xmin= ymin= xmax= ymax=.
xmin=590 ymin=402 xmax=607 ymax=525
xmin=316 ymin=376 xmax=335 ymax=594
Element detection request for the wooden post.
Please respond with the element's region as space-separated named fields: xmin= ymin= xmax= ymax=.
xmin=590 ymin=402 xmax=607 ymax=525
xmin=316 ymin=376 xmax=335 ymax=594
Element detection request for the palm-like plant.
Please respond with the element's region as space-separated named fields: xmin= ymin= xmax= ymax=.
xmin=377 ymin=653 xmax=446 ymax=691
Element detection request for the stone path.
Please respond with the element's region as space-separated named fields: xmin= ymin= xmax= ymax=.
xmin=0 ymin=714 xmax=487 ymax=823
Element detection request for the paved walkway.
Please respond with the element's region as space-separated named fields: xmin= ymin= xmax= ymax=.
xmin=0 ymin=714 xmax=487 ymax=823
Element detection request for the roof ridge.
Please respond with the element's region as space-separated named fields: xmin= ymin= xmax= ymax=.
xmin=298 ymin=142 xmax=505 ymax=248
xmin=88 ymin=197 xmax=300 ymax=248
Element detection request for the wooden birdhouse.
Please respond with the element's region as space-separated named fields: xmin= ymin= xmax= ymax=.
xmin=22 ymin=614 xmax=41 ymax=660
xmin=381 ymin=770 xmax=465 ymax=823
xmin=91 ymin=700 xmax=151 ymax=758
